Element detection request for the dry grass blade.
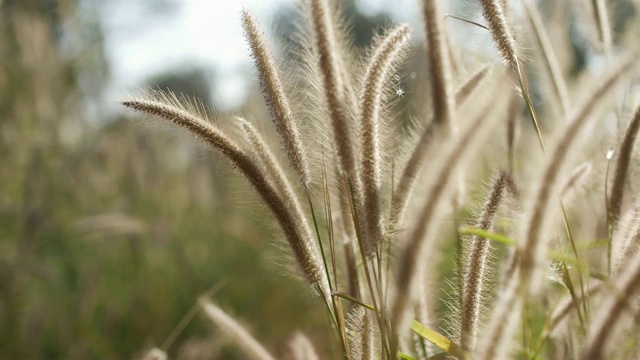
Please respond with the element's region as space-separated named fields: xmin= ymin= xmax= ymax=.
xmin=592 ymin=0 xmax=612 ymax=54
xmin=198 ymin=299 xmax=277 ymax=360
xmin=522 ymin=0 xmax=571 ymax=115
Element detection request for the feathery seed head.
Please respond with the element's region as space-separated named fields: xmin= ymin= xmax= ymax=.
xmin=478 ymin=0 xmax=519 ymax=66
xmin=241 ymin=9 xmax=311 ymax=186
xmin=124 ymin=95 xmax=323 ymax=286
xmin=422 ymin=0 xmax=455 ymax=128
xmin=359 ymin=23 xmax=411 ymax=254
xmin=460 ymin=170 xmax=516 ymax=351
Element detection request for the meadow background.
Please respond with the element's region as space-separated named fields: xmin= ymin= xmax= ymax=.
xmin=0 ymin=0 xmax=636 ymax=359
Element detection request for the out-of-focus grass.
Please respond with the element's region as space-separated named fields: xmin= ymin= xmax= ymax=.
xmin=0 ymin=2 xmax=327 ymax=359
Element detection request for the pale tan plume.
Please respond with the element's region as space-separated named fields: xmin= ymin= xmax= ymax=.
xmin=241 ymin=10 xmax=311 ymax=186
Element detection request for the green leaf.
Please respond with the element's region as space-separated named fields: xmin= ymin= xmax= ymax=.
xmin=399 ymin=352 xmax=417 ymax=360
xmin=458 ymin=226 xmax=516 ymax=246
xmin=333 ymin=294 xmax=470 ymax=359
xmin=411 ymin=320 xmax=470 ymax=360
xmin=332 ymin=292 xmax=376 ymax=312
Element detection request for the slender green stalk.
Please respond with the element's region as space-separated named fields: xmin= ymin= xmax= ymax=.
xmin=522 ymin=0 xmax=571 ymax=115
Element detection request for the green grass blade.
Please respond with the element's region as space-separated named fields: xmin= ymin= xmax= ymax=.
xmin=332 ymin=292 xmax=376 ymax=312
xmin=458 ymin=226 xmax=516 ymax=246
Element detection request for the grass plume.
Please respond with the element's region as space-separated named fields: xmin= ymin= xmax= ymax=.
xmin=459 ymin=170 xmax=516 ymax=351
xmin=242 ymin=10 xmax=311 ymax=186
xmin=478 ymin=0 xmax=519 ymax=66
xmin=359 ymin=24 xmax=411 ymax=254
xmin=308 ymin=0 xmax=359 ymax=182
xmin=422 ymin=0 xmax=455 ymax=128
xmin=123 ymin=93 xmax=324 ymax=286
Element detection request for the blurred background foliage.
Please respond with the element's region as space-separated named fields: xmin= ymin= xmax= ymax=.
xmin=0 ymin=0 xmax=390 ymax=358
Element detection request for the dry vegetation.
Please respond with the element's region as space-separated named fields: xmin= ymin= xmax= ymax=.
xmin=122 ymin=0 xmax=640 ymax=359
xmin=5 ymin=0 xmax=640 ymax=359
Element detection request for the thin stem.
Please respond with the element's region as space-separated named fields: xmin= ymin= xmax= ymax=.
xmin=605 ymin=149 xmax=614 ymax=275
xmin=317 ymin=284 xmax=349 ymax=359
xmin=346 ymin=177 xmax=391 ymax=359
xmin=306 ymin=184 xmax=349 ymax=358
xmin=306 ymin=187 xmax=334 ymax=298
xmin=515 ymin=62 xmax=546 ymax=153
xmin=160 ymin=280 xmax=229 ymax=352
